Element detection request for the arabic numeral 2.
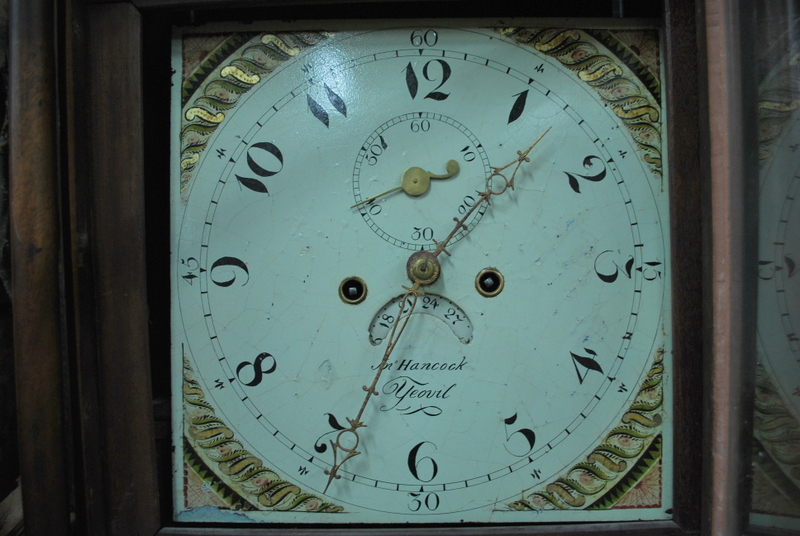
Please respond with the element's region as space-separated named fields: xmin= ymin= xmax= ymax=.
xmin=408 ymin=492 xmax=440 ymax=511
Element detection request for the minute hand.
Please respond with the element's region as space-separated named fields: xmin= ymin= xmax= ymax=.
xmin=432 ymin=127 xmax=551 ymax=258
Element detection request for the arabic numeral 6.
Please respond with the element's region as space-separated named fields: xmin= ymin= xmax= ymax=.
xmin=408 ymin=441 xmax=438 ymax=482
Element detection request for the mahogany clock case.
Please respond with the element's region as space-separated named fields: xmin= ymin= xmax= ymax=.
xmin=46 ymin=0 xmax=703 ymax=534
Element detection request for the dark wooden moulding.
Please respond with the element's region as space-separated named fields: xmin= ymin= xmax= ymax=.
xmin=10 ymin=0 xmax=720 ymax=534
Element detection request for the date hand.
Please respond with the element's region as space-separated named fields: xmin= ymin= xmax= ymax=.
xmin=324 ymin=283 xmax=420 ymax=492
xmin=351 ymin=159 xmax=460 ymax=208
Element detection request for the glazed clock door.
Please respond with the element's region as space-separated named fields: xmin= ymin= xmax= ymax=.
xmin=171 ymin=23 xmax=671 ymax=524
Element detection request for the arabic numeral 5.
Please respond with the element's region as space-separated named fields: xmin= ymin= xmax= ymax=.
xmin=503 ymin=412 xmax=536 ymax=457
xmin=408 ymin=492 xmax=440 ymax=511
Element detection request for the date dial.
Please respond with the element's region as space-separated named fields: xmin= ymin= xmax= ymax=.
xmin=352 ymin=112 xmax=491 ymax=250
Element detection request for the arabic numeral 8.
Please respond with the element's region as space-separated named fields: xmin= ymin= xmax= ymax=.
xmin=410 ymin=29 xmax=438 ymax=47
xmin=457 ymin=195 xmax=476 ymax=214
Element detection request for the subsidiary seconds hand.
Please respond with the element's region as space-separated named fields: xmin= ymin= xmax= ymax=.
xmin=324 ymin=128 xmax=549 ymax=492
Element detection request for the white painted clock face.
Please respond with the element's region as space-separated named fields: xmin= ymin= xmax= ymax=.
xmin=172 ymin=25 xmax=671 ymax=524
xmin=758 ymin=112 xmax=800 ymax=425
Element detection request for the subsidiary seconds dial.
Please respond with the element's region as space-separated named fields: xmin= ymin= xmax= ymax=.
xmin=352 ymin=112 xmax=491 ymax=250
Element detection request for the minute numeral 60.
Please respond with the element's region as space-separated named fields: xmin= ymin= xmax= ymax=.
xmin=410 ymin=29 xmax=438 ymax=47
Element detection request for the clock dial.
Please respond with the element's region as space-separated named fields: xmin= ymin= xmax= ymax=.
xmin=751 ymin=51 xmax=800 ymax=524
xmin=172 ymin=25 xmax=671 ymax=524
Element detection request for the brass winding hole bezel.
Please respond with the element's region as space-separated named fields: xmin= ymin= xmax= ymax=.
xmin=339 ymin=276 xmax=367 ymax=304
xmin=475 ymin=268 xmax=504 ymax=298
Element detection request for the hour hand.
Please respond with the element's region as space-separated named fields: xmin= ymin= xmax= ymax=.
xmin=351 ymin=160 xmax=459 ymax=208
